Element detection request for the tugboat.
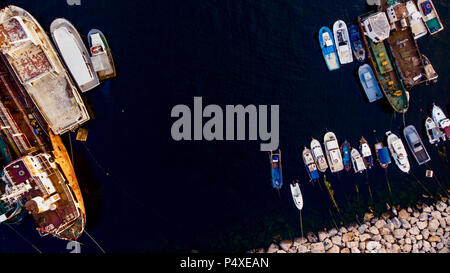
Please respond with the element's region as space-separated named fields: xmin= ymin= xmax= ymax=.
xmin=403 ymin=125 xmax=431 ymax=165
xmin=375 ymin=142 xmax=391 ymax=168
xmin=358 ymin=64 xmax=383 ymax=103
xmin=360 ymin=137 xmax=373 ymax=169
xmin=425 ymin=116 xmax=445 ymax=145
xmin=302 ymin=147 xmax=320 ymax=181
xmin=311 ymin=138 xmax=329 ymax=172
xmin=319 ymin=27 xmax=340 ymax=71
xmin=417 ymin=0 xmax=445 ymax=35
xmin=333 ymin=20 xmax=353 ymax=64
xmin=88 ymin=29 xmax=117 ymax=80
xmin=349 ymin=24 xmax=366 ymax=62
xmin=386 ymin=131 xmax=410 ymax=173
xmin=269 ymin=150 xmax=283 ymax=190
xmin=324 ymin=132 xmax=344 ymax=173
xmin=432 ymin=104 xmax=450 ymax=138
xmin=340 ymin=141 xmax=352 ymax=172
xmin=290 ymin=180 xmax=303 ymax=211
xmin=351 ymin=148 xmax=366 ymax=174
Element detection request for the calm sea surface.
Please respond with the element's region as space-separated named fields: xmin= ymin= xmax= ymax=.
xmin=1 ymin=0 xmax=449 ymax=253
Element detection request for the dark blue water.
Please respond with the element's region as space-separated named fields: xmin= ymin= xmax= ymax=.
xmin=1 ymin=0 xmax=449 ymax=253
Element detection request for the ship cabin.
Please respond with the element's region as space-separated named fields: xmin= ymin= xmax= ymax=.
xmin=362 ymin=12 xmax=391 ymax=43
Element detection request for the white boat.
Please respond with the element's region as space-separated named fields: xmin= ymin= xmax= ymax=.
xmin=88 ymin=29 xmax=116 ymax=80
xmin=417 ymin=0 xmax=444 ymax=35
xmin=50 ymin=18 xmax=100 ymax=93
xmin=324 ymin=132 xmax=344 ymax=173
xmin=311 ymin=138 xmax=328 ymax=172
xmin=386 ymin=131 xmax=410 ymax=173
xmin=360 ymin=137 xmax=373 ymax=169
xmin=333 ymin=20 xmax=353 ymax=64
xmin=302 ymin=147 xmax=320 ymax=181
xmin=406 ymin=1 xmax=428 ymax=39
xmin=351 ymin=148 xmax=366 ymax=174
xmin=425 ymin=116 xmax=445 ymax=145
xmin=290 ymin=181 xmax=303 ymax=211
xmin=432 ymin=104 xmax=450 ymax=138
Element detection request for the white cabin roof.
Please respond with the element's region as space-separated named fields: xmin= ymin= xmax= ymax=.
xmin=363 ymin=12 xmax=391 ymax=43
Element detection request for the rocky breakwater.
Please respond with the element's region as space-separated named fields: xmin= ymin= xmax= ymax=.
xmin=250 ymin=200 xmax=450 ymax=253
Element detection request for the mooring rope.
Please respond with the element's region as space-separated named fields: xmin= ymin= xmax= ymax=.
xmin=299 ymin=210 xmax=304 ymax=239
xmin=84 ymin=230 xmax=106 ymax=254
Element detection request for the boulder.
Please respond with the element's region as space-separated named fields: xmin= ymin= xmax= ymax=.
xmin=438 ymin=247 xmax=449 ymax=254
xmin=405 ymin=237 xmax=412 ymax=245
xmin=276 ymin=250 xmax=287 ymax=253
xmin=375 ymin=219 xmax=386 ymax=229
xmin=436 ymin=201 xmax=447 ymax=212
xmin=331 ymin=236 xmax=342 ymax=246
xmin=341 ymin=248 xmax=350 ymax=254
xmin=359 ymin=242 xmax=366 ymax=250
xmin=398 ymin=209 xmax=411 ymax=220
xmin=359 ymin=233 xmax=371 ymax=242
xmin=279 ymin=240 xmax=293 ymax=251
xmin=351 ymin=247 xmax=360 ymax=253
xmin=310 ymin=242 xmax=325 ymax=253
xmin=400 ymin=219 xmax=411 ymax=229
xmin=439 ymin=218 xmax=446 ymax=229
xmin=323 ymin=238 xmax=333 ymax=251
xmin=267 ymin=243 xmax=279 ymax=253
xmin=419 ymin=213 xmax=428 ymax=221
xmin=423 ymin=205 xmax=432 ymax=213
xmin=417 ymin=221 xmax=428 ymax=230
xmin=409 ymin=226 xmax=420 ymax=235
xmin=410 ymin=217 xmax=418 ymax=225
xmin=393 ymin=229 xmax=407 ymax=239
xmin=307 ymin=232 xmax=318 ymax=243
xmin=428 ymin=219 xmax=440 ymax=232
xmin=369 ymin=226 xmax=379 ymax=235
xmin=422 ymin=240 xmax=431 ymax=252
xmin=428 ymin=235 xmax=441 ymax=243
xmin=340 ymin=227 xmax=348 ymax=234
xmin=380 ymin=228 xmax=390 ymax=235
xmin=383 ymin=234 xmax=395 ymax=244
xmin=431 ymin=211 xmax=442 ymax=220
xmin=403 ymin=244 xmax=412 ymax=253
xmin=391 ymin=218 xmax=401 ymax=229
xmin=415 ymin=234 xmax=423 ymax=240
xmin=293 ymin=237 xmax=307 ymax=246
xmin=326 ymin=245 xmax=340 ymax=253
xmin=366 ymin=241 xmax=381 ymax=251
xmin=422 ymin=229 xmax=430 ymax=240
xmin=346 ymin=241 xmax=358 ymax=249
xmin=328 ymin=228 xmax=338 ymax=237
xmin=358 ymin=224 xmax=368 ymax=234
xmin=445 ymin=216 xmax=450 ymax=226
xmin=391 ymin=244 xmax=401 ymax=253
xmin=318 ymin=231 xmax=328 ymax=242
xmin=342 ymin=232 xmax=355 ymax=243
xmin=297 ymin=245 xmax=309 ymax=253
xmin=436 ymin=243 xmax=444 ymax=250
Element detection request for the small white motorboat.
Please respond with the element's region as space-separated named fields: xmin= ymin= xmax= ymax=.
xmin=386 ymin=131 xmax=410 ymax=173
xmin=324 ymin=132 xmax=344 ymax=173
xmin=351 ymin=148 xmax=366 ymax=174
xmin=333 ymin=20 xmax=353 ymax=64
xmin=432 ymin=103 xmax=450 ymax=138
xmin=425 ymin=116 xmax=445 ymax=145
xmin=290 ymin=181 xmax=303 ymax=211
xmin=311 ymin=138 xmax=329 ymax=172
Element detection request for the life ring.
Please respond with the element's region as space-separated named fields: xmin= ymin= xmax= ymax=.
xmin=426 ymin=3 xmax=432 ymax=9
xmin=18 ymin=170 xmax=25 ymax=176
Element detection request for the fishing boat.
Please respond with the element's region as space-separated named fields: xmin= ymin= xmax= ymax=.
xmin=406 ymin=0 xmax=428 ymax=39
xmin=432 ymin=104 xmax=450 ymax=138
xmin=318 ymin=27 xmax=340 ymax=71
xmin=422 ymin=55 xmax=438 ymax=83
xmin=340 ymin=141 xmax=352 ymax=172
xmin=324 ymin=132 xmax=344 ymax=173
xmin=358 ymin=64 xmax=383 ymax=103
xmin=269 ymin=150 xmax=283 ymax=190
xmin=0 ymin=6 xmax=90 ymax=135
xmin=417 ymin=0 xmax=444 ymax=35
xmin=360 ymin=137 xmax=373 ymax=169
xmin=425 ymin=116 xmax=445 ymax=145
xmin=351 ymin=148 xmax=366 ymax=174
xmin=375 ymin=142 xmax=391 ymax=168
xmin=349 ymin=24 xmax=366 ymax=62
xmin=403 ymin=125 xmax=431 ymax=165
xmin=333 ymin=20 xmax=353 ymax=64
xmin=311 ymin=138 xmax=329 ymax=172
xmin=290 ymin=180 xmax=303 ymax=211
xmin=88 ymin=29 xmax=116 ymax=80
xmin=50 ymin=18 xmax=100 ymax=93
xmin=386 ymin=131 xmax=410 ymax=173
xmin=302 ymin=147 xmax=320 ymax=181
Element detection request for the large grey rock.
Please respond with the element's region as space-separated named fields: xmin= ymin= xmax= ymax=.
xmin=331 ymin=235 xmax=342 ymax=246
xmin=419 ymin=213 xmax=428 ymax=221
xmin=375 ymin=219 xmax=386 ymax=229
xmin=423 ymin=240 xmax=431 ymax=252
xmin=431 ymin=211 xmax=442 ymax=220
xmin=328 ymin=228 xmax=338 ymax=237
xmin=409 ymin=226 xmax=420 ymax=235
xmin=422 ymin=229 xmax=430 ymax=240
xmin=297 ymin=245 xmax=309 ymax=253
xmin=403 ymin=244 xmax=412 ymax=253
xmin=393 ymin=228 xmax=407 ymax=239
xmin=391 ymin=218 xmax=402 ymax=229
xmin=369 ymin=226 xmax=379 ymax=235
xmin=310 ymin=242 xmax=325 ymax=253
xmin=318 ymin=231 xmax=328 ymax=242
xmin=366 ymin=241 xmax=381 ymax=251
xmin=383 ymin=234 xmax=395 ymax=244
xmin=359 ymin=233 xmax=371 ymax=242
xmin=379 ymin=227 xmax=390 ymax=235
xmin=438 ymin=247 xmax=449 ymax=253
xmin=326 ymin=245 xmax=340 ymax=253
xmin=346 ymin=241 xmax=358 ymax=249
xmin=351 ymin=247 xmax=361 ymax=253
xmin=428 ymin=219 xmax=440 ymax=232
xmin=401 ymin=219 xmax=411 ymax=229
xmin=423 ymin=205 xmax=432 ymax=213
xmin=358 ymin=224 xmax=368 ymax=234
xmin=417 ymin=221 xmax=428 ymax=230
xmin=410 ymin=217 xmax=418 ymax=225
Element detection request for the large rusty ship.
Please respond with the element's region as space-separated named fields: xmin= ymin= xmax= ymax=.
xmin=0 ymin=5 xmax=90 ymax=135
xmin=0 ymin=6 xmax=86 ymax=241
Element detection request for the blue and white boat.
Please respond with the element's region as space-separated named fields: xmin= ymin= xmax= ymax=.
xmin=319 ymin=27 xmax=340 ymax=71
xmin=375 ymin=142 xmax=391 ymax=169
xmin=269 ymin=150 xmax=283 ymax=190
xmin=359 ymin=64 xmax=383 ymax=103
xmin=403 ymin=125 xmax=431 ymax=165
xmin=340 ymin=141 xmax=352 ymax=172
xmin=302 ymin=147 xmax=320 ymax=181
xmin=349 ymin=24 xmax=366 ymax=62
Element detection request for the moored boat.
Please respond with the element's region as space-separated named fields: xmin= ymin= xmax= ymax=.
xmin=432 ymin=103 xmax=450 ymax=138
xmin=422 ymin=55 xmax=438 ymax=83
xmin=50 ymin=18 xmax=100 ymax=93
xmin=425 ymin=116 xmax=445 ymax=145
xmin=406 ymin=1 xmax=428 ymax=39
xmin=302 ymin=147 xmax=320 ymax=181
xmin=333 ymin=20 xmax=353 ymax=64
xmin=0 ymin=5 xmax=90 ymax=135
xmin=417 ymin=0 xmax=444 ymax=35
xmin=375 ymin=142 xmax=391 ymax=168
xmin=349 ymin=24 xmax=366 ymax=62
xmin=318 ymin=27 xmax=340 ymax=71
xmin=324 ymin=132 xmax=344 ymax=173
xmin=290 ymin=180 xmax=303 ymax=211
xmin=360 ymin=137 xmax=373 ymax=169
xmin=386 ymin=131 xmax=410 ymax=173
xmin=358 ymin=64 xmax=383 ymax=103
xmin=269 ymin=150 xmax=283 ymax=190
xmin=403 ymin=125 xmax=431 ymax=165
xmin=311 ymin=138 xmax=328 ymax=172
xmin=340 ymin=141 xmax=352 ymax=172
xmin=88 ymin=29 xmax=116 ymax=80
xmin=351 ymin=148 xmax=366 ymax=174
